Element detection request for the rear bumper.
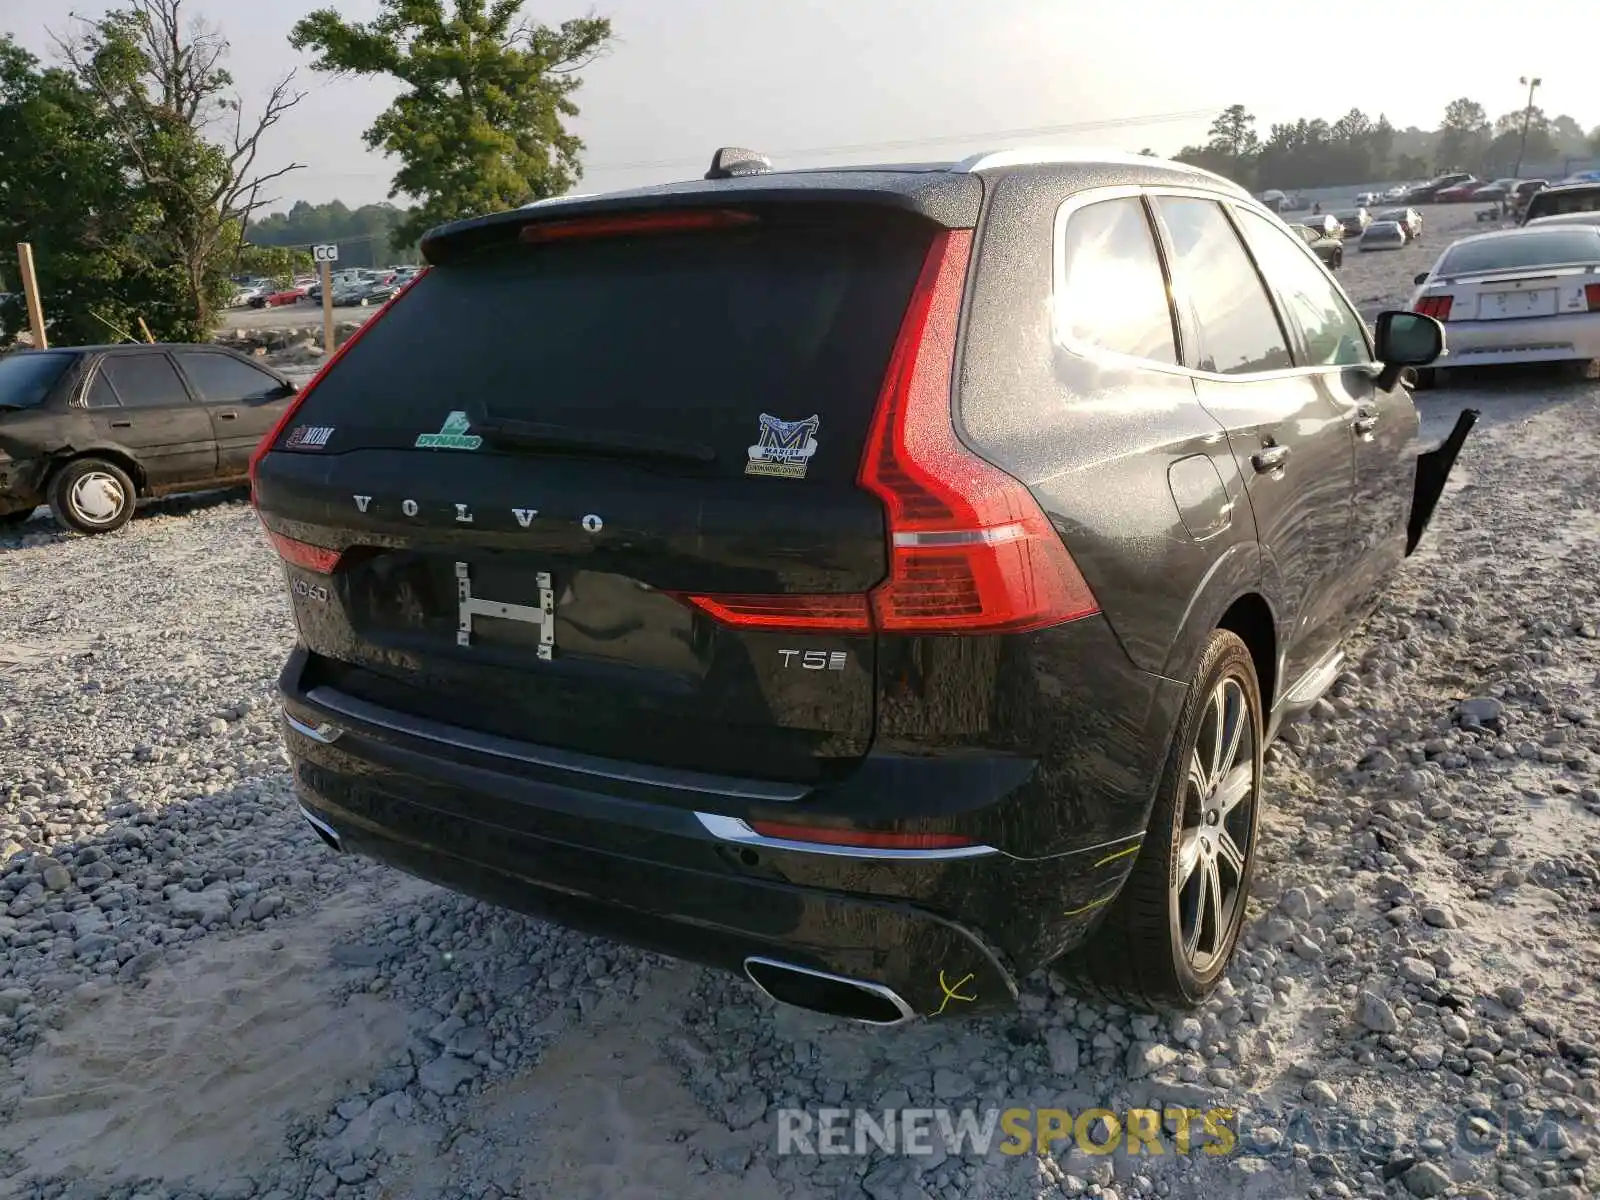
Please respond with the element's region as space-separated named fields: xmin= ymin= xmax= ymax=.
xmin=1442 ymin=314 xmax=1600 ymax=366
xmin=280 ymin=656 xmax=1166 ymax=1019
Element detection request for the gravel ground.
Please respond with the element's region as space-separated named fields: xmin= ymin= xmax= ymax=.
xmin=4 ymin=204 xmax=1600 ymax=1200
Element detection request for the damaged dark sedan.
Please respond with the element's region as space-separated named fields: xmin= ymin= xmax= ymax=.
xmin=0 ymin=344 xmax=297 ymax=533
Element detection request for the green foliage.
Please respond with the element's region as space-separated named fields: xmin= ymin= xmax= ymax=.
xmin=290 ymin=1 xmax=613 ymax=246
xmin=53 ymin=0 xmax=306 ymax=340
xmin=0 ymin=35 xmax=182 ymax=347
xmin=249 ymin=200 xmax=417 ymax=268
xmin=1175 ymin=98 xmax=1597 ymax=192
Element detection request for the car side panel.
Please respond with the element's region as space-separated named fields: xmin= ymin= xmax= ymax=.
xmin=86 ymin=352 xmax=217 ymax=487
xmin=952 ymin=168 xmax=1265 ymax=681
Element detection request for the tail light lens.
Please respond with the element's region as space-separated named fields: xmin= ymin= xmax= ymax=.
xmin=519 ymin=209 xmax=756 ymax=244
xmin=858 ymin=228 xmax=1098 ymax=633
xmin=266 ymin=531 xmax=340 ymax=574
xmin=1585 ymin=283 xmax=1600 ymax=312
xmin=675 ymin=228 xmax=1099 ymax=636
xmin=247 ymin=266 xmax=431 ymax=492
xmin=1416 ymin=295 xmax=1453 ymax=322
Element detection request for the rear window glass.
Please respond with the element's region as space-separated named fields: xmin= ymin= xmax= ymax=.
xmin=0 ymin=351 xmax=73 ymax=410
xmin=284 ymin=211 xmax=933 ymax=483
xmin=1527 ymin=187 xmax=1600 ymax=219
xmin=1438 ymin=230 xmax=1600 ymax=275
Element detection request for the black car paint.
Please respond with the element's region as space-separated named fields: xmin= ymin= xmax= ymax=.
xmin=260 ymin=158 xmax=1465 ymax=1017
xmin=0 ymin=345 xmax=295 ymax=518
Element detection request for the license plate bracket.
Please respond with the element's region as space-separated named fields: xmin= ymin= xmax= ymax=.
xmin=456 ymin=562 xmax=555 ymax=659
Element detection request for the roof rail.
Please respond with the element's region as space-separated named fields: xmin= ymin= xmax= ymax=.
xmin=951 ymin=147 xmax=1250 ymax=195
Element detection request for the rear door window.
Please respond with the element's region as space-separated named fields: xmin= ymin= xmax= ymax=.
xmin=177 ymin=351 xmax=284 ymax=403
xmin=1055 ymin=197 xmax=1178 ymax=364
xmin=1154 ymin=197 xmax=1293 ymax=376
xmin=280 ymin=210 xmax=933 ymax=485
xmin=99 ymin=354 xmax=190 ymax=408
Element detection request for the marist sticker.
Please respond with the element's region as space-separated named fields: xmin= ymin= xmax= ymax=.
xmin=415 ymin=411 xmax=483 ymax=451
xmin=745 ymin=413 xmax=820 ymax=479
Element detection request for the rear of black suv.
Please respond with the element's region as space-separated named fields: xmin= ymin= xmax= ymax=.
xmin=254 ymin=175 xmax=1187 ymax=1021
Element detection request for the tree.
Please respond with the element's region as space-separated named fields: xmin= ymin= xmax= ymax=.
xmin=1591 ymin=126 xmax=1600 ymax=157
xmin=1435 ymin=97 xmax=1490 ymax=172
xmin=290 ymin=1 xmax=613 ymax=246
xmin=54 ymin=0 xmax=306 ymax=339
xmin=1207 ymin=104 xmax=1259 ymax=163
xmin=0 ymin=36 xmax=167 ymax=347
xmin=249 ymin=199 xmax=417 ymax=267
xmin=1488 ymin=107 xmax=1557 ymax=175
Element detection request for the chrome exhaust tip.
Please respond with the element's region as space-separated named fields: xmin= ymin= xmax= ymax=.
xmin=742 ymin=956 xmax=914 ymax=1027
xmin=297 ymin=804 xmax=343 ymax=853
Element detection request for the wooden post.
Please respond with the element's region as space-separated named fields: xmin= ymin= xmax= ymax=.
xmin=321 ymin=260 xmax=334 ymax=356
xmin=137 ymin=317 xmax=155 ymax=344
xmin=17 ymin=243 xmax=47 ymax=349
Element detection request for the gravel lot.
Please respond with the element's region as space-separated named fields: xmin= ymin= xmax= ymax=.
xmin=221 ymin=305 xmax=379 ymax=334
xmin=4 ymin=204 xmax=1600 ymax=1200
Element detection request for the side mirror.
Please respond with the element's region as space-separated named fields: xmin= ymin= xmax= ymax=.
xmin=1373 ymin=310 xmax=1444 ymax=390
xmin=1413 ymin=272 xmax=1430 ymax=286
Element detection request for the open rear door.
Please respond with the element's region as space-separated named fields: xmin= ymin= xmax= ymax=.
xmin=1407 ymin=408 xmax=1479 ymax=555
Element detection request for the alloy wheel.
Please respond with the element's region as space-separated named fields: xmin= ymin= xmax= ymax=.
xmin=1172 ymin=675 xmax=1256 ymax=974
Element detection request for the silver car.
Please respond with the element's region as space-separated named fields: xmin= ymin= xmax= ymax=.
xmin=1408 ymin=225 xmax=1600 ymax=380
xmin=1360 ymin=221 xmax=1407 ymax=252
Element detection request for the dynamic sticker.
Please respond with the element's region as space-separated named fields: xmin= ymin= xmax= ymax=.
xmin=746 ymin=413 xmax=820 ymax=479
xmin=285 ymin=425 xmax=335 ymax=449
xmin=415 ymin=411 xmax=483 ymax=451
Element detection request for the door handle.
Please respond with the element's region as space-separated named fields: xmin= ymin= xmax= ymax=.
xmin=1354 ymin=408 xmax=1379 ymax=436
xmin=1252 ymin=444 xmax=1291 ymax=474
xmin=110 ymin=420 xmax=131 ymax=429
xmin=217 ymin=411 xmax=238 ymax=420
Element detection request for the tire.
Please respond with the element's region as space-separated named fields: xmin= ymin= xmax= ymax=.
xmin=1069 ymin=629 xmax=1264 ymax=1009
xmin=1333 ymin=250 xmax=1343 ymax=270
xmin=48 ymin=458 xmax=137 ymax=535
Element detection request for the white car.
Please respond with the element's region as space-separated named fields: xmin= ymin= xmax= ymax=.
xmin=1408 ymin=225 xmax=1600 ymax=379
xmin=1383 ymin=184 xmax=1412 ymax=201
xmin=1526 ymin=212 xmax=1600 ymax=230
xmin=1377 ymin=207 xmax=1424 ymax=241
xmin=1360 ymin=221 xmax=1407 ymax=251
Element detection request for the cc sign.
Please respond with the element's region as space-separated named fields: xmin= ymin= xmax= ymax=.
xmin=312 ymin=244 xmax=339 ymax=263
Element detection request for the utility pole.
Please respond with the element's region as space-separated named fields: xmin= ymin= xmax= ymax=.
xmin=1515 ymin=75 xmax=1542 ymax=177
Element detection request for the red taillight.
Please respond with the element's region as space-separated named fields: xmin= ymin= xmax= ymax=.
xmin=1416 ymin=295 xmax=1453 ymax=322
xmin=746 ymin=821 xmax=976 ymax=850
xmin=671 ymin=593 xmax=871 ymax=632
xmin=519 ymin=210 xmax=756 ymax=244
xmin=266 ymin=531 xmax=340 ymax=574
xmin=1586 ymin=283 xmax=1600 ymax=312
xmin=672 ymin=228 xmax=1098 ymax=637
xmin=857 ymin=228 xmax=1098 ymax=634
xmin=247 ymin=266 xmax=431 ymax=493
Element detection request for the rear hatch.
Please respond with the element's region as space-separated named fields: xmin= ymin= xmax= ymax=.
xmin=253 ymin=204 xmax=941 ymax=784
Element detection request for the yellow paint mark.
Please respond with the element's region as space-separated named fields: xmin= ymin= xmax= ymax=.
xmin=932 ymin=969 xmax=977 ymax=1016
xmin=1093 ymin=842 xmax=1142 ymax=868
xmin=1063 ymin=894 xmax=1115 ymax=918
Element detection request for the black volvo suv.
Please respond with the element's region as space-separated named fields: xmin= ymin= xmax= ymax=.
xmin=253 ymin=147 xmax=1475 ymax=1022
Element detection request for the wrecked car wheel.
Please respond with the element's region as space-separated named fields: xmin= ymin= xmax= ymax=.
xmin=49 ymin=458 xmax=137 ymax=535
xmin=1068 ymin=630 xmax=1263 ymax=1009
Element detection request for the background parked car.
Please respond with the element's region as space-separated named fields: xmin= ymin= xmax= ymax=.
xmin=248 ymin=285 xmax=308 ymax=309
xmin=1509 ymin=179 xmax=1548 ymax=220
xmin=1526 ymin=212 xmax=1600 ymax=230
xmin=1333 ymin=207 xmax=1370 ymax=238
xmin=1470 ymin=178 xmax=1520 ymax=203
xmin=1405 ymin=172 xmax=1474 ymax=203
xmin=1408 ymin=224 xmax=1600 ymax=386
xmin=1377 ymin=207 xmax=1424 ymax=240
xmin=1301 ymin=213 xmax=1342 ymax=238
xmin=1521 ymin=182 xmax=1600 ymax=226
xmin=0 ymin=344 xmax=297 ymax=532
xmin=1359 ymin=220 xmax=1407 ymax=252
xmin=1291 ymin=221 xmax=1344 ymax=269
xmin=1434 ymin=179 xmax=1485 ymax=204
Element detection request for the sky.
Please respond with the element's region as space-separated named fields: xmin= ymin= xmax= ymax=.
xmin=7 ymin=0 xmax=1596 ymax=215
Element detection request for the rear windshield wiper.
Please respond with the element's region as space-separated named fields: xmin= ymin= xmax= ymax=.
xmin=471 ymin=414 xmax=717 ymax=465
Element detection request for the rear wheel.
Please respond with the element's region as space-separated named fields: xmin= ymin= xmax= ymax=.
xmin=1070 ymin=629 xmax=1263 ymax=1008
xmin=48 ymin=458 xmax=137 ymax=535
